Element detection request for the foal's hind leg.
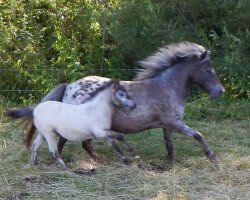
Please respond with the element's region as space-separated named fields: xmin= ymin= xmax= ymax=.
xmin=163 ymin=128 xmax=174 ymax=162
xmin=112 ymin=132 xmax=139 ymax=158
xmin=45 ymin=133 xmax=67 ymax=169
xmin=31 ymin=133 xmax=44 ymax=165
xmin=82 ymin=139 xmax=101 ymax=161
xmin=174 ymin=123 xmax=216 ymax=160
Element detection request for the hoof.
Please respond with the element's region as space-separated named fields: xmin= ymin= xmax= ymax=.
xmin=30 ymin=161 xmax=37 ymax=165
xmin=206 ymin=151 xmax=217 ymax=161
xmin=94 ymin=158 xmax=103 ymax=163
xmin=93 ymin=155 xmax=102 ymax=163
xmin=122 ymin=158 xmax=132 ymax=165
xmin=168 ymin=155 xmax=175 ymax=164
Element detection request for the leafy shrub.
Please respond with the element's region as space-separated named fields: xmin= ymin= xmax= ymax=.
xmin=0 ymin=0 xmax=249 ymax=103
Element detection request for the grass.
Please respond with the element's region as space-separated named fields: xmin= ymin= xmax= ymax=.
xmin=0 ymin=98 xmax=249 ymax=199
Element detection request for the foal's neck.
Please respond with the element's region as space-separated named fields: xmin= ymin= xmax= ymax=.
xmin=87 ymin=87 xmax=114 ymax=107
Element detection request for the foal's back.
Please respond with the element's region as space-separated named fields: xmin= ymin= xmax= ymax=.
xmin=33 ymin=89 xmax=114 ymax=141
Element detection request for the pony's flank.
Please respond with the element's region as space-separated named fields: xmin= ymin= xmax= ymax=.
xmin=135 ymin=42 xmax=207 ymax=80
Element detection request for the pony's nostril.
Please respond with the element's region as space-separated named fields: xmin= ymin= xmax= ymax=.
xmin=218 ymin=86 xmax=225 ymax=96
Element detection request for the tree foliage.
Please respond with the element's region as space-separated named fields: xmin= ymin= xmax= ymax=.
xmin=0 ymin=0 xmax=249 ymax=102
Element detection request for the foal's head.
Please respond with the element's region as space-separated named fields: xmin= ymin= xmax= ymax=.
xmin=111 ymin=81 xmax=136 ymax=110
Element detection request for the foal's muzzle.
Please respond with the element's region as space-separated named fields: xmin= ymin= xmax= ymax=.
xmin=125 ymin=100 xmax=137 ymax=110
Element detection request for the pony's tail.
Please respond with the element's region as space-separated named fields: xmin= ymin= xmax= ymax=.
xmin=4 ymin=106 xmax=36 ymax=148
xmin=41 ymin=83 xmax=68 ymax=102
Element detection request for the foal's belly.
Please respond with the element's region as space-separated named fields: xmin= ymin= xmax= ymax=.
xmin=58 ymin=128 xmax=94 ymax=141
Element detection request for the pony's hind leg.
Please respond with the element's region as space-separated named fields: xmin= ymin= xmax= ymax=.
xmin=31 ymin=133 xmax=44 ymax=165
xmin=58 ymin=136 xmax=101 ymax=161
xmin=82 ymin=139 xmax=101 ymax=161
xmin=57 ymin=136 xmax=67 ymax=155
xmin=112 ymin=132 xmax=139 ymax=158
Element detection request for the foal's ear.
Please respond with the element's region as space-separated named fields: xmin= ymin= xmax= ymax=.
xmin=111 ymin=80 xmax=120 ymax=90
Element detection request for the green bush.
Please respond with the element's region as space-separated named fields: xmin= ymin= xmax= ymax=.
xmin=0 ymin=0 xmax=249 ymax=103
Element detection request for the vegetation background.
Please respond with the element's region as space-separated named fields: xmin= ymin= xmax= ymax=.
xmin=0 ymin=0 xmax=249 ymax=199
xmin=0 ymin=0 xmax=249 ymax=103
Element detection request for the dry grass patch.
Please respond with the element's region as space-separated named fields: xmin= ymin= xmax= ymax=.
xmin=0 ymin=119 xmax=249 ymax=199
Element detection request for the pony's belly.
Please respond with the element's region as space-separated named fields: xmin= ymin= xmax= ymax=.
xmin=112 ymin=112 xmax=162 ymax=133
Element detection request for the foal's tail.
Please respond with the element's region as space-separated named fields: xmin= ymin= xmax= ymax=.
xmin=4 ymin=83 xmax=67 ymax=147
xmin=5 ymin=106 xmax=36 ymax=148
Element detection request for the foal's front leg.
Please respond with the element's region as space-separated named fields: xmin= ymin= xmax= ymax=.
xmin=105 ymin=133 xmax=131 ymax=164
xmin=111 ymin=132 xmax=139 ymax=158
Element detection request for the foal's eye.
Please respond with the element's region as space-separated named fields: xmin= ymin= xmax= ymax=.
xmin=117 ymin=91 xmax=126 ymax=97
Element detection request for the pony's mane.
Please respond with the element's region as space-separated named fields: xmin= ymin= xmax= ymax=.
xmin=134 ymin=42 xmax=208 ymax=80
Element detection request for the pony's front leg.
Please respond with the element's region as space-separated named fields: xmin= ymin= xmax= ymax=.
xmin=58 ymin=136 xmax=101 ymax=161
xmin=57 ymin=136 xmax=67 ymax=155
xmin=112 ymin=132 xmax=139 ymax=159
xmin=163 ymin=128 xmax=174 ymax=162
xmin=175 ymin=123 xmax=216 ymax=160
xmin=105 ymin=134 xmax=131 ymax=164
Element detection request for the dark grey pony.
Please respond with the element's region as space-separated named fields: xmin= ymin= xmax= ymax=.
xmin=19 ymin=42 xmax=226 ymax=162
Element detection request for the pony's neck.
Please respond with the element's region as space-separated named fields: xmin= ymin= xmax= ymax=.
xmin=158 ymin=61 xmax=197 ymax=99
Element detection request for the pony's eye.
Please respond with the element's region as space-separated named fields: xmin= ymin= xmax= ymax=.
xmin=206 ymin=68 xmax=213 ymax=74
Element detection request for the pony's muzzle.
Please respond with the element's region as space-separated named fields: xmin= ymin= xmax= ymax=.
xmin=210 ymin=84 xmax=225 ymax=99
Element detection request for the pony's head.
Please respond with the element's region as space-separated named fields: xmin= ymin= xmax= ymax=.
xmin=111 ymin=80 xmax=136 ymax=110
xmin=136 ymin=42 xmax=225 ymax=98
xmin=190 ymin=50 xmax=225 ymax=98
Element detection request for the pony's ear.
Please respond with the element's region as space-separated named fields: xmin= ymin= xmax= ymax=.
xmin=200 ymin=50 xmax=208 ymax=61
